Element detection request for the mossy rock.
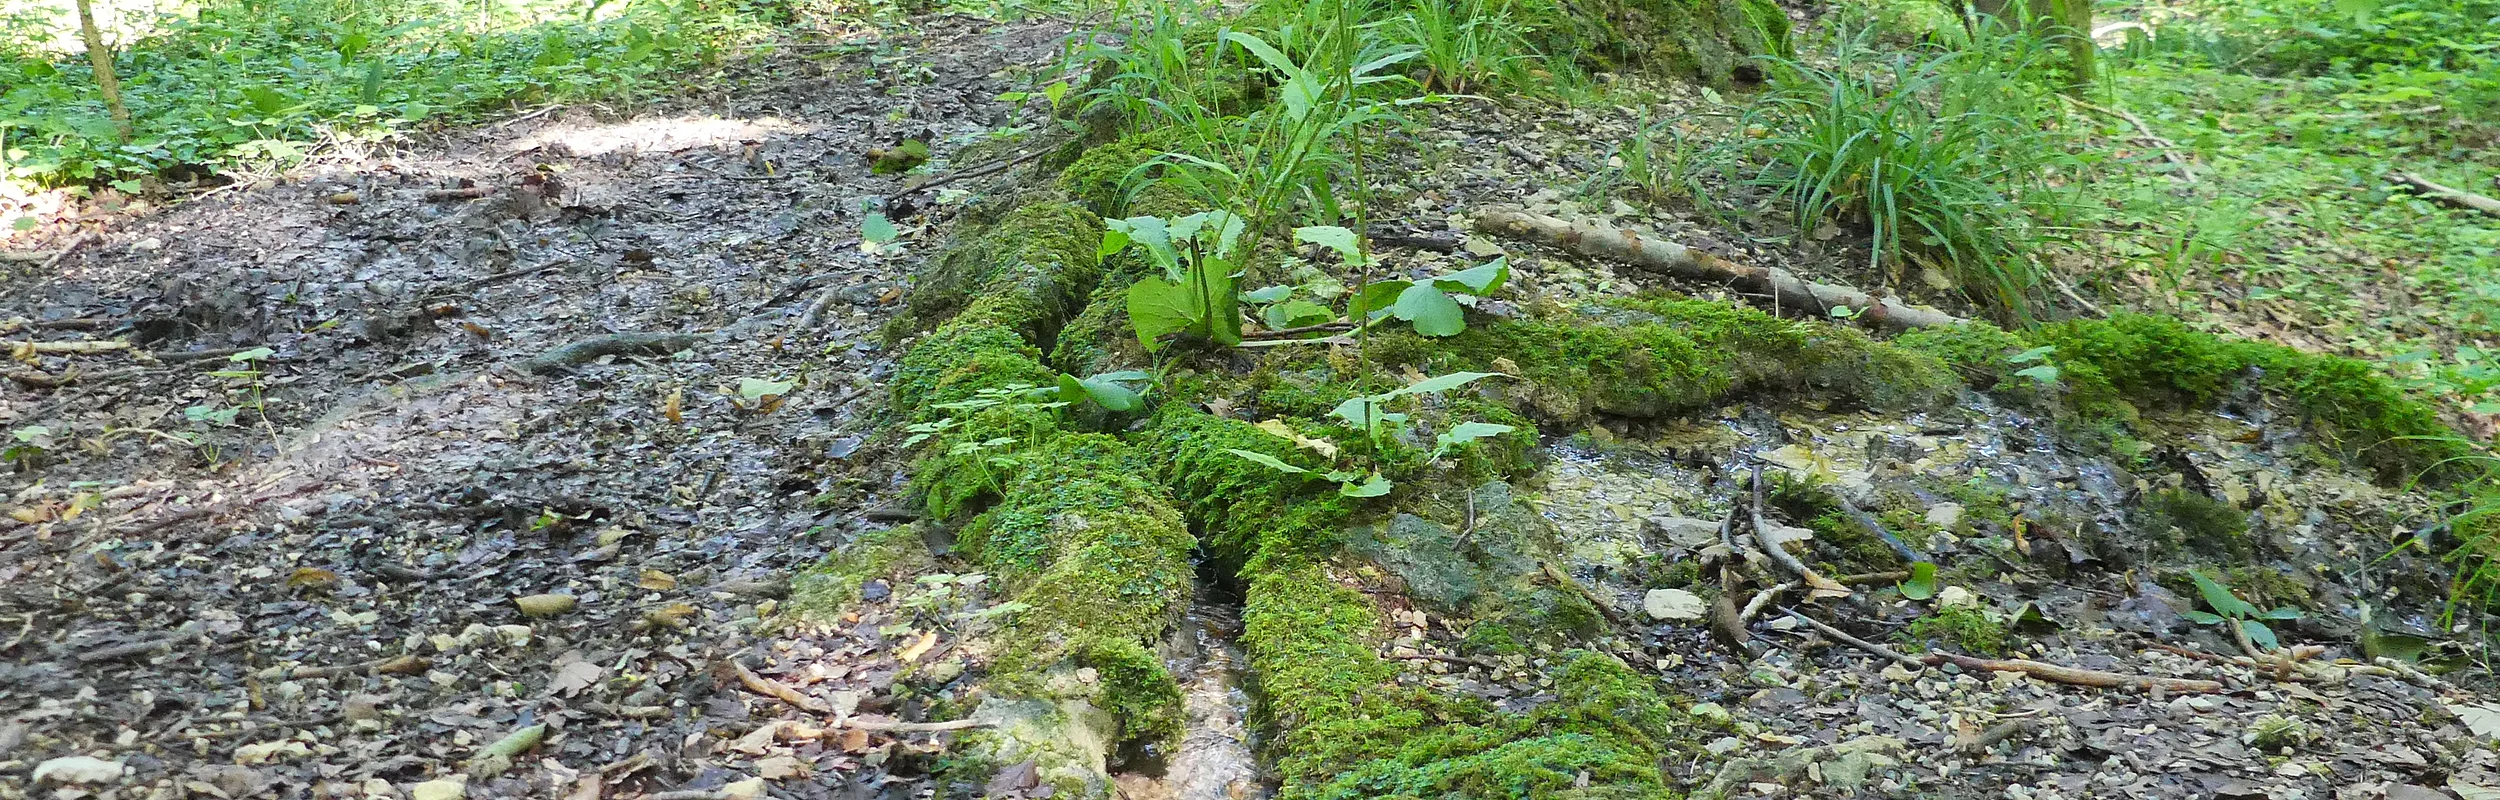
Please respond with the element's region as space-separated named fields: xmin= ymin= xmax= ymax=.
xmin=787 ymin=526 xmax=931 ymax=619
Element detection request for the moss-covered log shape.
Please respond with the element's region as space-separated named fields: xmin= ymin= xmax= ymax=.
xmin=1571 ymin=0 xmax=1793 ymax=87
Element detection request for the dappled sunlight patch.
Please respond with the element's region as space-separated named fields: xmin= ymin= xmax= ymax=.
xmin=504 ymin=115 xmax=816 ymax=158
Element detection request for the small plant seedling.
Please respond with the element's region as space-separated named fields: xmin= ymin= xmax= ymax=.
xmin=2183 ymin=570 xmax=2301 ymax=651
xmin=1898 ymin=561 xmax=1940 ymax=600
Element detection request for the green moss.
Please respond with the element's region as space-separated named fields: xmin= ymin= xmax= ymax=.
xmin=891 ymin=319 xmax=1056 ymax=417
xmin=1371 ymin=297 xmax=1957 ymax=424
xmin=1461 ymin=621 xmax=1526 ymax=655
xmin=1146 ymin=406 xmax=1357 ymax=568
xmin=2141 ymin=488 xmax=2253 ymax=560
xmin=1243 ymin=563 xmax=1444 ymax=785
xmin=1894 ymin=322 xmax=2031 ymax=387
xmin=1619 ymin=0 xmax=1791 ymax=87
xmin=1294 ymin=652 xmax=1684 ymax=800
xmin=787 ymin=526 xmax=929 ymax=619
xmin=1056 ymin=128 xmax=1185 ymax=217
xmin=1050 ymin=280 xmax=1145 ymax=375
xmin=1902 ymin=605 xmax=2008 ymax=656
xmin=1074 ymin=636 xmax=1186 ymax=748
xmin=902 ymin=201 xmax=1105 ymax=341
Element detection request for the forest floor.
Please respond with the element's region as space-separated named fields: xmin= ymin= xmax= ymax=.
xmin=4 ymin=7 xmax=2500 ymax=800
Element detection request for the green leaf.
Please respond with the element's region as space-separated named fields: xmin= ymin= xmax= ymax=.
xmin=862 ymin=212 xmax=898 ymax=244
xmin=2241 ymin=619 xmax=2280 ymax=651
xmin=1432 ymin=421 xmax=1514 ymax=458
xmin=1384 ymin=371 xmax=1504 ymax=398
xmin=1348 ymin=279 xmax=1412 ymax=321
xmin=2008 ymin=345 xmax=2056 ymax=364
xmin=1225 ymin=448 xmax=1311 ymax=475
xmin=1391 ymin=284 xmax=1466 ymax=336
xmin=227 ymin=347 xmax=276 ymax=362
xmin=1109 ymin=216 xmax=1180 ymax=278
xmin=1069 ymin=373 xmax=1143 ymax=412
xmin=1098 ymin=227 xmax=1131 ymax=260
xmin=2013 ymin=365 xmax=2060 ymax=384
xmin=2190 ymin=571 xmax=2261 ymax=619
xmin=1294 ymin=225 xmax=1366 ymax=266
xmin=2181 ymin=610 xmax=2225 ymax=625
xmin=1899 ymin=561 xmax=1939 ymax=601
xmin=1242 ymin=285 xmax=1294 ymax=303
xmin=737 ymin=377 xmax=795 ymax=402
xmin=1221 ymin=31 xmax=1305 ymax=80
xmin=1262 ymin=299 xmax=1335 ymax=330
xmin=1431 ymin=257 xmax=1508 ymax=295
xmin=2259 ymin=607 xmax=2304 ymax=621
xmin=1328 ymin=396 xmax=1407 ymax=435
xmin=1126 ymin=277 xmax=1199 ymax=352
xmin=1340 ymin=473 xmax=1393 ymax=497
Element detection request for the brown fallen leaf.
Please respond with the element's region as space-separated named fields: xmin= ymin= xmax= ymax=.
xmin=896 ymin=631 xmax=938 ymax=664
xmin=549 ymin=657 xmax=602 ymax=697
xmin=838 ymin=727 xmax=870 ymax=753
xmin=638 ymin=569 xmax=676 ymax=591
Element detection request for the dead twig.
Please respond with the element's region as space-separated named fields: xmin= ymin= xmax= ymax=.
xmin=422 ymin=186 xmax=495 ymax=201
xmin=516 ymin=332 xmax=702 ymax=375
xmin=1392 ymin=652 xmax=1499 ymax=671
xmin=1784 ymin=607 xmax=2224 ymax=693
xmin=36 ymin=232 xmax=101 ymax=273
xmin=2392 ymin=172 xmax=2500 ymax=218
xmin=892 ymin=145 xmax=1052 ymax=197
xmin=729 ymin=659 xmax=832 ymax=714
xmin=1749 ymin=466 xmax=1851 ymax=599
xmin=253 ymin=654 xmax=428 ymax=680
xmin=2065 ymin=97 xmax=2197 ymax=183
xmin=1736 ymin=582 xmax=1795 ymax=625
xmin=75 ymin=621 xmax=206 ymax=663
xmin=12 ymin=339 xmax=130 ymax=356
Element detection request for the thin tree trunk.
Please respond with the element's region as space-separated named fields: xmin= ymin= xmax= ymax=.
xmin=73 ymin=0 xmax=132 ymax=143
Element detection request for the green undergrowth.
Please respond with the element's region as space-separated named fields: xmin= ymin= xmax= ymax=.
xmin=1 ymin=0 xmax=787 ymax=187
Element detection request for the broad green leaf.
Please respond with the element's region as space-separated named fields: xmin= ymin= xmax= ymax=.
xmin=228 ymin=346 xmax=276 ymax=362
xmin=1434 ymin=421 xmax=1514 ymax=456
xmin=2013 ymin=365 xmax=2060 ymax=384
xmin=2008 ymin=345 xmax=2056 ymax=364
xmin=2259 ymin=607 xmax=2303 ymax=621
xmin=1126 ymin=277 xmax=1199 ymax=352
xmin=1098 ymin=227 xmax=1131 ymax=260
xmin=1340 ymin=473 xmax=1393 ymax=497
xmin=1432 ymin=257 xmax=1508 ymax=295
xmin=2241 ymin=619 xmax=2280 ymax=651
xmin=1221 ymin=31 xmax=1305 ymax=80
xmin=1225 ymin=448 xmax=1311 ymax=475
xmin=1899 ymin=561 xmax=1939 ymax=601
xmin=1295 ymin=225 xmax=1366 ymax=266
xmin=1385 ymin=371 xmax=1504 ymax=398
xmin=862 ymin=212 xmax=898 ymax=244
xmin=737 ymin=377 xmax=795 ymax=402
xmin=1348 ymin=279 xmax=1412 ymax=321
xmin=2181 ymin=610 xmax=2225 ymax=625
xmin=1074 ymin=374 xmax=1143 ymax=412
xmin=1391 ymin=284 xmax=1466 ymax=336
xmin=1242 ymin=285 xmax=1294 ymax=303
xmin=1094 ymin=370 xmax=1150 ymax=382
xmin=1110 ymin=216 xmax=1179 ymax=278
xmin=2190 ymin=571 xmax=2261 ymax=619
xmin=1263 ymin=299 xmax=1335 ymax=331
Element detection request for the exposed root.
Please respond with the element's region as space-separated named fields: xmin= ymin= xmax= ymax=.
xmin=728 ymin=659 xmax=834 ymax=715
xmin=1471 ymin=207 xmax=1966 ymax=331
xmin=1750 ymin=466 xmax=1852 ymax=599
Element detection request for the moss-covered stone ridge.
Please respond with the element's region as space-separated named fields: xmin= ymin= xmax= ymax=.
xmin=797 ymin=197 xmax=1200 ymax=798
xmin=1896 ymin=313 xmax=2466 ymax=483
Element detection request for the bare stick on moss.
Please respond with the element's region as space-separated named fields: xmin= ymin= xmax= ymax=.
xmin=1830 ymin=492 xmax=1927 ymax=564
xmin=1471 ymin=208 xmax=1966 ymax=331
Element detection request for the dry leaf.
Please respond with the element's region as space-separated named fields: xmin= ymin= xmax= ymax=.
xmin=756 ymin=755 xmax=806 ymax=780
xmin=660 ymin=388 xmax=683 ymax=424
xmin=515 ymin=594 xmax=577 ymax=616
xmin=897 ymin=631 xmax=938 ymax=664
xmin=732 ymin=721 xmax=787 ymax=755
xmin=549 ymin=659 xmax=602 ymax=697
xmin=286 ymin=567 xmax=338 ymax=589
xmin=638 ymin=569 xmax=677 ymax=590
xmin=838 ymin=727 xmax=870 ymax=753
xmin=1253 ymin=419 xmax=1339 ymax=458
xmin=642 ymin=603 xmax=698 ymax=629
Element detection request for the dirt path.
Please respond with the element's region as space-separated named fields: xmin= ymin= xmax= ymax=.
xmin=1 ymin=16 xmax=1069 ymax=798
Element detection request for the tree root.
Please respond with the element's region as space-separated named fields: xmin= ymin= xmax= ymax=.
xmin=516 ymin=332 xmax=702 ymax=375
xmin=1470 ymin=207 xmax=1966 ymax=331
xmin=1749 ymin=466 xmax=1852 ymax=599
xmin=728 ymin=659 xmax=833 ymax=715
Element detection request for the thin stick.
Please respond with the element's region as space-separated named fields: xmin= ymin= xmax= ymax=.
xmin=37 ymin=232 xmax=100 ymax=272
xmin=2392 ymin=173 xmax=2500 ymax=218
xmin=1786 ymin=607 xmax=2225 ymax=692
xmin=729 ymin=659 xmax=832 ymax=714
xmin=2065 ymin=97 xmax=2197 ymax=183
xmin=1749 ymin=466 xmax=1851 ymax=599
xmin=1736 ymin=582 xmax=1794 ymax=624
xmin=894 ymin=146 xmax=1051 ymax=196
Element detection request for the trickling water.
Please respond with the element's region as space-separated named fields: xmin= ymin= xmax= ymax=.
xmin=1165 ymin=584 xmax=1264 ymax=800
xmin=1121 ymin=579 xmax=1267 ymax=800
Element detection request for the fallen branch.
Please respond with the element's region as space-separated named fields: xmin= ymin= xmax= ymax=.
xmin=793 ymin=284 xmax=845 ymax=332
xmin=254 ymin=654 xmax=428 ymax=681
xmin=1831 ymin=492 xmax=1926 ymax=564
xmin=2064 ymin=97 xmax=2197 ymax=183
xmin=516 ymin=333 xmax=702 ymax=375
xmin=75 ymin=621 xmax=206 ymax=663
xmin=729 ymin=659 xmax=833 ymax=714
xmin=151 ymin=346 xmax=262 ymax=363
xmin=1471 ymin=208 xmax=1965 ymax=331
xmin=36 ymin=232 xmax=100 ymax=273
xmin=1736 ymin=581 xmax=1796 ymax=624
xmin=423 ymin=186 xmax=495 ymax=201
xmin=841 ymin=717 xmax=991 ymax=733
xmin=1391 ymin=651 xmax=1500 ymax=671
xmin=13 ymin=339 xmax=131 ymax=356
xmin=1783 ymin=608 xmax=2223 ymax=693
xmin=2392 ymin=173 xmax=2500 ymax=218
xmin=1750 ymin=466 xmax=1851 ymax=599
xmin=894 ymin=145 xmax=1051 ymax=197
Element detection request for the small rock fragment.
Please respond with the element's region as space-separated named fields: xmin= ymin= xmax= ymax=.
xmin=1642 ymin=589 xmax=1706 ymax=622
xmin=32 ymin=756 xmax=125 ymax=785
xmin=409 ymin=777 xmax=466 ymax=800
